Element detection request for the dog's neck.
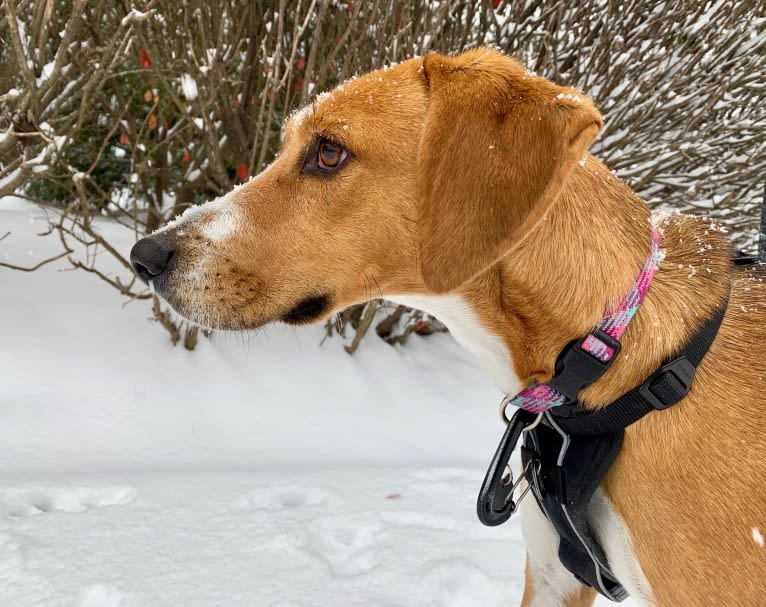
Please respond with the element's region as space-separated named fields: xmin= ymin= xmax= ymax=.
xmin=395 ymin=155 xmax=731 ymax=406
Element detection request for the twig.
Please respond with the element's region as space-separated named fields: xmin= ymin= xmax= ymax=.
xmin=0 ymin=250 xmax=70 ymax=272
xmin=344 ymin=300 xmax=379 ymax=355
xmin=67 ymin=257 xmax=150 ymax=299
xmin=151 ymin=295 xmax=181 ymax=345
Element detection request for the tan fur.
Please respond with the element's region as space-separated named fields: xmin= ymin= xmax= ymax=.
xmin=150 ymin=48 xmax=766 ymax=605
xmin=521 ymin=562 xmax=534 ymax=606
xmin=520 ymin=561 xmax=597 ymax=607
xmin=417 ymin=52 xmax=602 ymax=292
xmin=563 ymin=586 xmax=599 ymax=607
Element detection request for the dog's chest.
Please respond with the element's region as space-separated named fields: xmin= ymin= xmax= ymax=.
xmin=522 ymin=489 xmax=654 ymax=605
xmin=393 ymin=295 xmax=655 ymax=603
xmin=390 ymin=294 xmax=522 ymax=395
xmin=588 ymin=489 xmax=655 ymax=605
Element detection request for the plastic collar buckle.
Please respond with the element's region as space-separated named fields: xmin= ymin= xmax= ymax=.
xmin=547 ymin=330 xmax=622 ymax=403
xmin=638 ymin=355 xmax=696 ymax=410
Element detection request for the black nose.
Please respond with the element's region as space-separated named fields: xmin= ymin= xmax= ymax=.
xmin=130 ymin=233 xmax=176 ymax=283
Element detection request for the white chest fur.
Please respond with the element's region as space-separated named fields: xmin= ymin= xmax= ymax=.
xmin=589 ymin=488 xmax=655 ymax=605
xmin=390 ymin=294 xmax=522 ymax=395
xmin=520 ymin=488 xmax=655 ymax=606
xmin=393 ymin=293 xmax=654 ymax=604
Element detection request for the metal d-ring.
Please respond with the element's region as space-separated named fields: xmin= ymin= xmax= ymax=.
xmin=499 ymin=394 xmax=514 ymax=424
xmin=499 ymin=395 xmax=544 ymax=432
xmin=523 ymin=412 xmax=544 ymax=432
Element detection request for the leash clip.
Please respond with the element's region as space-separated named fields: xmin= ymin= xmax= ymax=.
xmin=477 ymin=408 xmax=541 ymax=526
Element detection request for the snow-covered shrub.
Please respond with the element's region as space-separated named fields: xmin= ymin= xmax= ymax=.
xmin=1 ymin=0 xmax=763 ymax=348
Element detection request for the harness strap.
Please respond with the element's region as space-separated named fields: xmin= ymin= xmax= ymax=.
xmin=551 ymin=297 xmax=729 ymax=437
xmin=517 ymin=293 xmax=728 ymax=602
xmin=521 ymin=420 xmax=626 ymax=600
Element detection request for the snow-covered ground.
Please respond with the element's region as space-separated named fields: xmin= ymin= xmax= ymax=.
xmin=0 ymin=199 xmax=629 ymax=606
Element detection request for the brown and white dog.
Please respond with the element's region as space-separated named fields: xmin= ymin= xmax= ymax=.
xmin=130 ymin=48 xmax=766 ymax=606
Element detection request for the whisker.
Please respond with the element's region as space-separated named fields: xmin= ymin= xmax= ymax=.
xmin=370 ymin=274 xmax=388 ymax=314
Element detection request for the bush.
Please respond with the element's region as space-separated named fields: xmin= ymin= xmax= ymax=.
xmin=1 ymin=0 xmax=763 ymax=348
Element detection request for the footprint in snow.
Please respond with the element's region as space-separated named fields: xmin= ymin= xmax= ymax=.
xmin=407 ymin=468 xmax=478 ymax=495
xmin=416 ymin=560 xmax=508 ymax=607
xmin=0 ymin=486 xmax=136 ymax=518
xmin=410 ymin=468 xmax=476 ymax=483
xmin=0 ymin=530 xmax=29 ymax=580
xmin=306 ymin=517 xmax=383 ymax=576
xmin=77 ymin=583 xmax=124 ymax=607
xmin=237 ymin=485 xmax=333 ymax=511
xmin=380 ymin=510 xmax=461 ymax=531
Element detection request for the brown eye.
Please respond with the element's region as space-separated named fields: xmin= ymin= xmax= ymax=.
xmin=301 ymin=136 xmax=351 ymax=175
xmin=317 ymin=140 xmax=346 ymax=169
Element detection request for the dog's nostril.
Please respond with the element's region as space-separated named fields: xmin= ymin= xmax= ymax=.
xmin=132 ymin=259 xmax=151 ymax=277
xmin=130 ymin=234 xmax=177 ymax=283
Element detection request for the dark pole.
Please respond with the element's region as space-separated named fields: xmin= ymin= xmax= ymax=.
xmin=760 ymin=181 xmax=766 ymax=264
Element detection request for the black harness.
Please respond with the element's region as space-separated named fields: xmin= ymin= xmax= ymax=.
xmin=476 ymin=280 xmax=736 ymax=601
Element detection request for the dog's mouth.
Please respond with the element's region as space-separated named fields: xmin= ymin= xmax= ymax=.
xmin=131 ymin=219 xmax=338 ymax=331
xmin=151 ymin=269 xmax=334 ymax=332
xmin=280 ymin=294 xmax=333 ymax=325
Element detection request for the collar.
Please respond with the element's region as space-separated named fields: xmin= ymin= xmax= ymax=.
xmin=504 ymin=227 xmax=663 ymax=415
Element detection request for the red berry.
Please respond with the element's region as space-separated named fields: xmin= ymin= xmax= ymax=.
xmin=139 ymin=49 xmax=152 ymax=70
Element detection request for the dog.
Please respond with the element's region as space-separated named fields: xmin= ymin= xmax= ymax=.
xmin=130 ymin=48 xmax=766 ymax=606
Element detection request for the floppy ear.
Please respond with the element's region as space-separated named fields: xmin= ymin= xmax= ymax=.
xmin=417 ymin=48 xmax=603 ymax=293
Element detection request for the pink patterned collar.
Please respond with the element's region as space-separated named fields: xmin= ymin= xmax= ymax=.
xmin=505 ymin=228 xmax=663 ymax=415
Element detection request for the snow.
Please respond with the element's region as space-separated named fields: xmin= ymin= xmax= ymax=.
xmin=554 ymin=92 xmax=583 ymax=104
xmin=121 ymin=8 xmax=155 ymax=27
xmin=753 ymin=527 xmax=765 ymax=548
xmin=0 ymin=168 xmax=22 ymax=192
xmin=180 ymin=74 xmax=198 ymax=101
xmin=0 ymin=198 xmax=631 ymax=606
xmin=289 ymin=103 xmax=314 ymax=128
xmin=35 ymin=61 xmax=55 ymax=86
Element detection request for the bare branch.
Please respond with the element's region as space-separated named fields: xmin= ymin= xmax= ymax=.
xmin=2 ymin=0 xmax=761 ymax=351
xmin=67 ymin=257 xmax=150 ymax=299
xmin=0 ymin=250 xmax=70 ymax=272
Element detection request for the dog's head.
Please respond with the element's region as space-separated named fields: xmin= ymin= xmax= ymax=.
xmin=130 ymin=48 xmax=602 ymax=330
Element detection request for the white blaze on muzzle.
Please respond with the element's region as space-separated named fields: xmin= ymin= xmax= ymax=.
xmin=156 ymin=188 xmax=243 ymax=242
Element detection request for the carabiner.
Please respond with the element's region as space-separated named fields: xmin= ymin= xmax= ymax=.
xmin=477 ymin=408 xmax=540 ymax=526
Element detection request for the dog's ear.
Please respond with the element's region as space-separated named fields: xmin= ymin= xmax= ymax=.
xmin=417 ymin=49 xmax=603 ymax=293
